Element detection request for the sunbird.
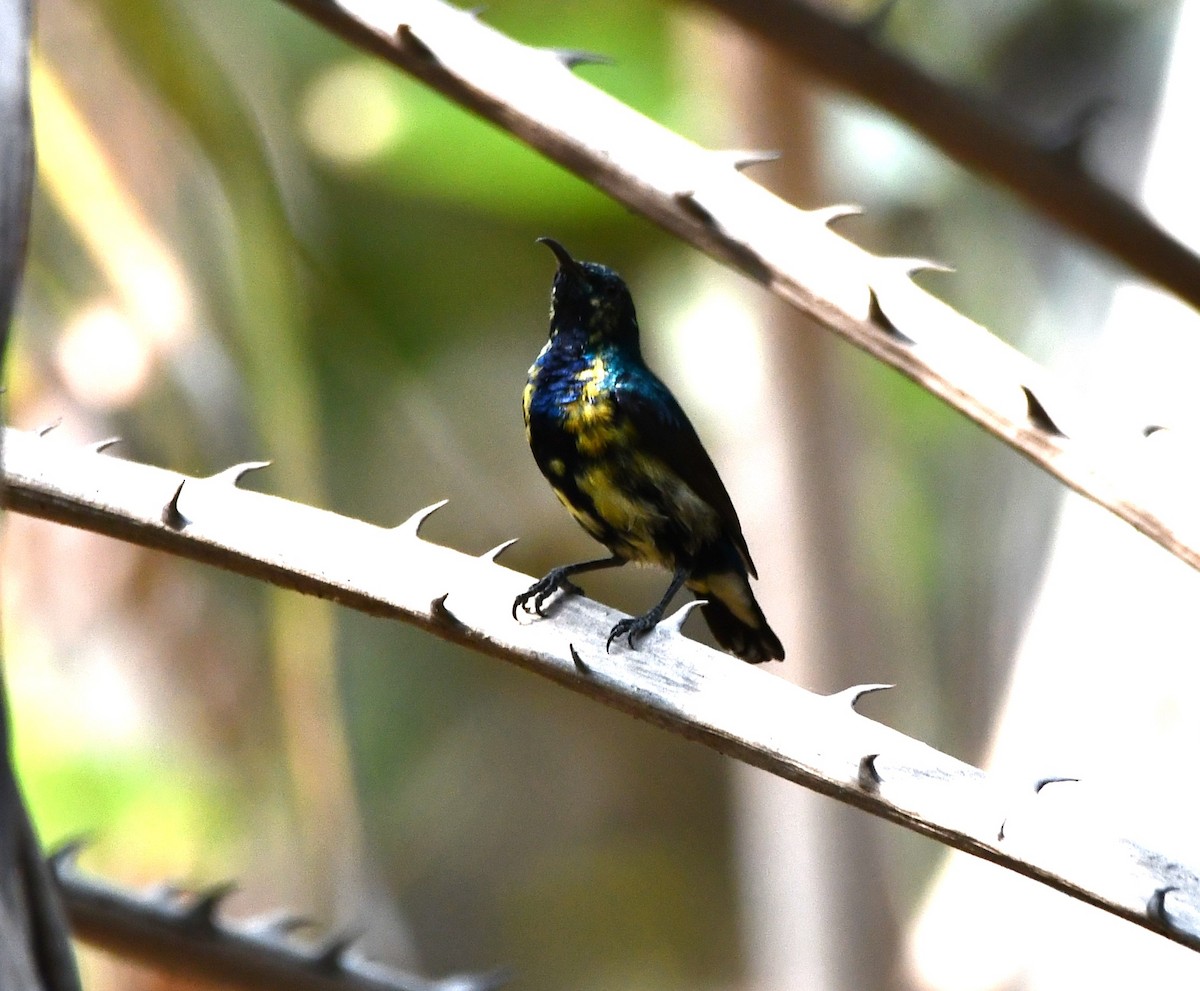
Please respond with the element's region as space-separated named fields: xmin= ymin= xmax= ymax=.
xmin=513 ymin=238 xmax=784 ymax=663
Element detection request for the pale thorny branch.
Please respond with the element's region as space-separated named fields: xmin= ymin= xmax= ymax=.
xmin=6 ymin=427 xmax=1200 ymax=952
xmin=49 ymin=843 xmax=505 ymax=991
xmin=270 ymin=0 xmax=1200 ymax=582
xmin=696 ymin=0 xmax=1200 ymax=313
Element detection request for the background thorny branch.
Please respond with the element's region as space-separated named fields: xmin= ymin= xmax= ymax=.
xmin=7 ymin=1 xmax=1200 ymax=991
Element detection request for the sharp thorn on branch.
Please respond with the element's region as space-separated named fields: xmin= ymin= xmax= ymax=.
xmin=548 ymin=48 xmax=614 ymax=69
xmin=997 ymin=818 xmax=1008 ymax=841
xmin=1021 ymin=386 xmax=1067 ymax=438
xmin=568 ymin=643 xmax=590 ymax=674
xmin=244 ymin=910 xmax=314 ymax=937
xmin=1044 ymin=98 xmax=1114 ymax=167
xmin=442 ymin=968 xmax=514 ymax=991
xmin=714 ymin=148 xmax=781 ymax=172
xmin=662 ymin=599 xmax=706 ymax=635
xmin=480 ymin=537 xmax=519 ymax=563
xmin=395 ymin=498 xmax=450 ymax=537
xmin=858 ymin=754 xmax=882 ymax=791
xmin=395 ymin=24 xmax=436 ymax=60
xmin=1143 ymin=424 xmax=1167 ymax=437
xmin=209 ymin=460 xmax=273 ymax=487
xmin=859 ymin=0 xmax=903 ymax=36
xmin=1148 ymin=885 xmax=1179 ymax=925
xmin=162 ymin=481 xmax=189 ymax=530
xmin=37 ymin=417 xmax=62 ymax=437
xmin=88 ymin=436 xmax=122 ymax=454
xmin=828 ymin=683 xmax=895 ymax=711
xmin=47 ymin=836 xmax=90 ymax=875
xmin=430 ymin=593 xmax=464 ymax=629
xmin=868 ymin=288 xmax=915 ymax=344
xmin=313 ymin=931 xmax=362 ymax=971
xmin=810 ymin=203 xmax=863 ymax=229
xmin=1034 ymin=775 xmax=1079 ymax=793
xmin=183 ymin=881 xmax=238 ymax=929
xmin=674 ymin=191 xmax=716 ymax=227
xmin=889 ymin=256 xmax=956 ymax=278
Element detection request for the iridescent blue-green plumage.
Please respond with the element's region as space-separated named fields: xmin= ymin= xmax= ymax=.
xmin=514 ymin=238 xmax=784 ymax=663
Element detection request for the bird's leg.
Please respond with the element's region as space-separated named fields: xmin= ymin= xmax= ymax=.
xmin=513 ymin=555 xmax=625 ymax=619
xmin=606 ymin=567 xmax=689 ymax=652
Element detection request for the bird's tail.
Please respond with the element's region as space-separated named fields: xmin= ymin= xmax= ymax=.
xmin=687 ymin=569 xmax=784 ymax=664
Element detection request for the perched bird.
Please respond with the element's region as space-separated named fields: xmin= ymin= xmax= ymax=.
xmin=513 ymin=237 xmax=784 ymax=663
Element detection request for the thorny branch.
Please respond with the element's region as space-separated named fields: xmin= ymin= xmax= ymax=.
xmin=50 ymin=844 xmax=505 ymax=991
xmin=267 ymin=0 xmax=1200 ymax=584
xmin=696 ymin=0 xmax=1200 ymax=314
xmin=6 ymin=427 xmax=1200 ymax=953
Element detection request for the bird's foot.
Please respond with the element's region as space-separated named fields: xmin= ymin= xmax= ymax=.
xmin=512 ymin=568 xmax=585 ymax=619
xmin=605 ymin=607 xmax=665 ymax=653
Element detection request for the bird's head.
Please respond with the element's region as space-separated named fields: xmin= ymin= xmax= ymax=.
xmin=538 ymin=237 xmax=640 ymax=348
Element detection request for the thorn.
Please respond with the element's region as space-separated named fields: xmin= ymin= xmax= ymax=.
xmin=1144 ymin=424 xmax=1167 ymax=437
xmin=859 ymin=0 xmax=902 ymax=36
xmin=1021 ymin=385 xmax=1067 ymax=438
xmin=1148 ymin=885 xmax=1178 ymax=925
xmin=713 ymin=148 xmax=781 ymax=172
xmin=244 ymin=910 xmax=314 ymax=937
xmin=183 ymin=881 xmax=238 ymax=929
xmin=867 ymin=288 xmax=915 ymax=345
xmin=810 ymin=203 xmax=863 ymax=228
xmin=37 ymin=418 xmax=62 ymax=437
xmin=662 ymin=599 xmax=706 ymax=635
xmin=208 ymin=460 xmax=272 ymax=487
xmin=675 ymin=191 xmax=716 ymax=226
xmin=445 ymin=968 xmax=514 ymax=991
xmin=480 ymin=537 xmax=519 ymax=563
xmin=87 ymin=436 xmax=122 ymax=454
xmin=313 ymin=931 xmax=361 ymax=972
xmin=1034 ymin=775 xmax=1079 ymax=793
xmin=997 ymin=818 xmax=1008 ymax=841
xmin=47 ymin=836 xmax=90 ymax=875
xmin=395 ymin=24 xmax=436 ymax=60
xmin=549 ymin=48 xmax=614 ymax=69
xmin=395 ymin=498 xmax=450 ymax=537
xmin=1045 ymin=98 xmax=1114 ymax=166
xmin=828 ymin=683 xmax=895 ymax=711
xmin=162 ymin=480 xmax=189 ymax=530
xmin=858 ymin=754 xmax=882 ymax=791
xmin=889 ymin=257 xmax=956 ymax=278
xmin=430 ymin=593 xmax=464 ymax=629
xmin=568 ymin=643 xmax=590 ymax=674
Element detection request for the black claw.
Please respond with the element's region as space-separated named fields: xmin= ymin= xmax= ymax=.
xmin=605 ymin=612 xmax=659 ymax=653
xmin=162 ymin=480 xmax=189 ymax=529
xmin=513 ymin=569 xmax=583 ymax=620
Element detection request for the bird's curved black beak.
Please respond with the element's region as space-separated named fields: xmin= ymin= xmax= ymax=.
xmin=536 ymin=236 xmax=583 ymax=276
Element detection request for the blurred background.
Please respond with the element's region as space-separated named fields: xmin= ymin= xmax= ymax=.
xmin=7 ymin=0 xmax=1200 ymax=988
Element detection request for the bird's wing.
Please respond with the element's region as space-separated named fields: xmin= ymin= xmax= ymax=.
xmin=614 ymin=370 xmax=757 ymax=578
